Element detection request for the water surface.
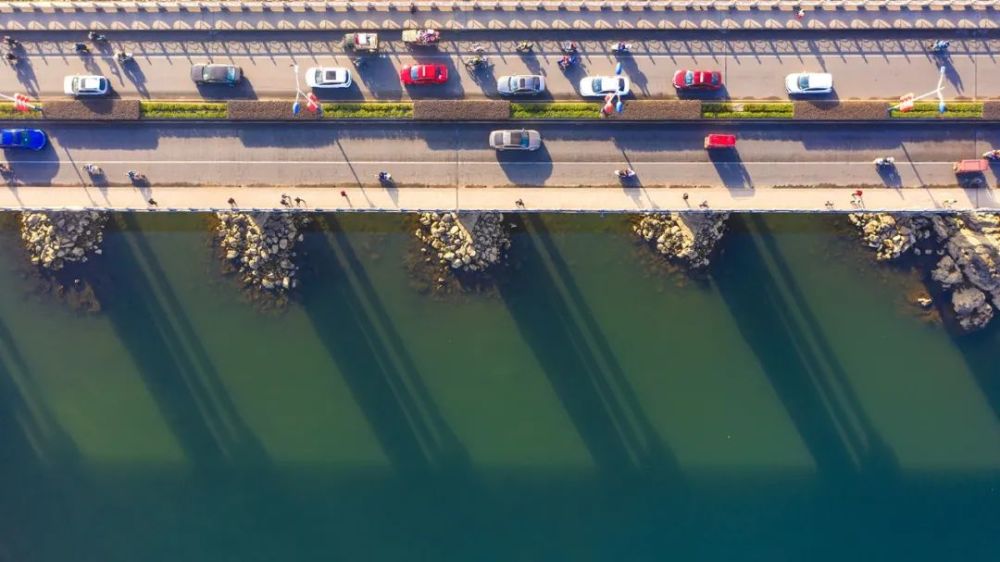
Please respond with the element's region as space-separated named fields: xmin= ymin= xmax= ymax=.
xmin=0 ymin=213 xmax=996 ymax=562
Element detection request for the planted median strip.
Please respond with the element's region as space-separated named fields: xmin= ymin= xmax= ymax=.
xmin=2 ymin=99 xmax=999 ymax=122
xmin=702 ymin=102 xmax=794 ymax=119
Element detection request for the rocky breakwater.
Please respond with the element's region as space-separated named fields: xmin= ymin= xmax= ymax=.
xmin=850 ymin=212 xmax=1000 ymax=332
xmin=415 ymin=212 xmax=510 ymax=273
xmin=633 ymin=212 xmax=729 ymax=269
xmin=215 ymin=212 xmax=308 ymax=299
xmin=20 ymin=211 xmax=108 ymax=271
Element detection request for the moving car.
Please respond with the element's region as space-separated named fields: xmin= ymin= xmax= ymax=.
xmin=673 ymin=69 xmax=722 ymax=91
xmin=954 ymin=159 xmax=988 ymax=174
xmin=63 ymin=75 xmax=109 ymax=97
xmin=497 ymin=75 xmax=546 ymax=96
xmin=190 ymin=63 xmax=243 ymax=85
xmin=785 ymin=72 xmax=833 ymax=95
xmin=305 ymin=67 xmax=352 ymax=89
xmin=704 ymin=134 xmax=736 ymax=149
xmin=579 ymin=75 xmax=630 ymax=97
xmin=0 ymin=128 xmax=47 ymax=151
xmin=400 ymin=64 xmax=448 ymax=85
xmin=342 ymin=32 xmax=379 ymax=53
xmin=489 ymin=129 xmax=541 ymax=151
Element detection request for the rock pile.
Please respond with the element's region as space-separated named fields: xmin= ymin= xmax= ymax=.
xmin=215 ymin=212 xmax=308 ymax=295
xmin=850 ymin=211 xmax=1000 ymax=332
xmin=847 ymin=213 xmax=927 ymax=261
xmin=19 ymin=211 xmax=108 ymax=271
xmin=633 ymin=212 xmax=729 ymax=268
xmin=414 ymin=212 xmax=510 ymax=272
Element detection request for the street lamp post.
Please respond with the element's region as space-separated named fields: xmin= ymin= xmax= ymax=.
xmin=290 ymin=63 xmax=319 ymax=115
xmin=890 ymin=66 xmax=947 ymax=114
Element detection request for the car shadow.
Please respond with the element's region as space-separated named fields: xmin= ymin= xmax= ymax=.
xmin=676 ymin=84 xmax=730 ymax=101
xmin=708 ymin=149 xmax=754 ymax=191
xmin=496 ymin=143 xmax=554 ymax=187
xmin=877 ymin=164 xmax=903 ymax=188
xmin=195 ymin=77 xmax=257 ymax=100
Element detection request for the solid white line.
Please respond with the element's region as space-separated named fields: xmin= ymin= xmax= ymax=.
xmin=1 ymin=160 xmax=965 ymax=165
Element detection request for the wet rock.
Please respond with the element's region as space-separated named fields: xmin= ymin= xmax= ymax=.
xmin=847 ymin=213 xmax=926 ymax=262
xmin=633 ymin=212 xmax=729 ymax=269
xmin=19 ymin=211 xmax=108 ymax=271
xmin=414 ymin=212 xmax=510 ymax=273
xmin=215 ymin=211 xmax=310 ymax=297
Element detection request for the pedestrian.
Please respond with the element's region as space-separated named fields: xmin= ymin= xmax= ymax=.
xmin=682 ymin=192 xmax=689 ymax=202
xmin=854 ymin=189 xmax=863 ymax=198
xmin=515 ymin=198 xmax=524 ymax=208
xmin=699 ymin=200 xmax=709 ymax=209
xmin=796 ymin=7 xmax=805 ymax=20
xmin=227 ymin=197 xmax=236 ymax=206
xmin=147 ymin=197 xmax=157 ymax=207
xmin=294 ymin=197 xmax=304 ymax=206
xmin=340 ymin=190 xmax=347 ymax=198
xmin=825 ymin=200 xmax=834 ymax=209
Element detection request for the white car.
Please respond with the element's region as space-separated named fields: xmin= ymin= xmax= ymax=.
xmin=305 ymin=67 xmax=352 ymax=89
xmin=63 ymin=75 xmax=109 ymax=97
xmin=785 ymin=72 xmax=833 ymax=95
xmin=579 ymin=75 xmax=630 ymax=97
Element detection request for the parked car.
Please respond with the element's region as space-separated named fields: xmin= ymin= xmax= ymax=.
xmin=672 ymin=69 xmax=722 ymax=91
xmin=305 ymin=67 xmax=352 ymax=89
xmin=190 ymin=63 xmax=243 ymax=85
xmin=579 ymin=75 xmax=630 ymax=97
xmin=63 ymin=75 xmax=109 ymax=97
xmin=0 ymin=128 xmax=47 ymax=151
xmin=497 ymin=75 xmax=546 ymax=96
xmin=785 ymin=72 xmax=833 ymax=95
xmin=489 ymin=129 xmax=541 ymax=151
xmin=400 ymin=64 xmax=448 ymax=85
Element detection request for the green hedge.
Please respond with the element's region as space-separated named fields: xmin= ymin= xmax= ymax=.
xmin=889 ymin=101 xmax=984 ymax=119
xmin=0 ymin=102 xmax=40 ymax=119
xmin=140 ymin=101 xmax=227 ymax=119
xmin=511 ymin=102 xmax=602 ymax=120
xmin=703 ymin=102 xmax=794 ymax=119
xmin=322 ymin=102 xmax=413 ymax=119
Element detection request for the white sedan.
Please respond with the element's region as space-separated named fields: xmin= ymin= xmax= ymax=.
xmin=63 ymin=75 xmax=109 ymax=97
xmin=305 ymin=67 xmax=352 ymax=89
xmin=785 ymin=72 xmax=833 ymax=95
xmin=579 ymin=75 xmax=630 ymax=97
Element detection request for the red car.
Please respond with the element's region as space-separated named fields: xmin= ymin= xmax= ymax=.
xmin=672 ymin=69 xmax=723 ymax=91
xmin=400 ymin=64 xmax=448 ymax=85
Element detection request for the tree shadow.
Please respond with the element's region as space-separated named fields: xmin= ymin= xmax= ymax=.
xmin=713 ymin=215 xmax=898 ymax=484
xmin=497 ymin=215 xmax=683 ymax=484
xmin=119 ymin=59 xmax=150 ymax=99
xmin=94 ymin=214 xmax=267 ymax=470
xmin=300 ymin=216 xmax=469 ymax=476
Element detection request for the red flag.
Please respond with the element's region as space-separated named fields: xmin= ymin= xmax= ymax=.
xmin=13 ymin=93 xmax=33 ymax=112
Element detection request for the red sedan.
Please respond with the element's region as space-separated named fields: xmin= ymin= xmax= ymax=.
xmin=400 ymin=64 xmax=448 ymax=85
xmin=672 ymin=69 xmax=723 ymax=91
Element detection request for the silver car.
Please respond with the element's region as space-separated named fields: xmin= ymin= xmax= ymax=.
xmin=496 ymin=75 xmax=545 ymax=96
xmin=489 ymin=129 xmax=541 ymax=151
xmin=190 ymin=63 xmax=243 ymax=85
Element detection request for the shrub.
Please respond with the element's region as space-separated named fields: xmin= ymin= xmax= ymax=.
xmin=702 ymin=102 xmax=793 ymax=119
xmin=140 ymin=101 xmax=227 ymax=119
xmin=511 ymin=102 xmax=601 ymax=119
xmin=42 ymin=100 xmax=140 ymax=120
xmin=0 ymin=102 xmax=40 ymax=120
xmin=321 ymin=102 xmax=413 ymax=119
xmin=890 ymin=101 xmax=983 ymax=119
xmin=413 ymin=100 xmax=509 ymax=120
xmin=793 ymin=101 xmax=888 ymax=120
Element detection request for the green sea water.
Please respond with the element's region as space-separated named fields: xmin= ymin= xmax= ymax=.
xmin=0 ymin=213 xmax=997 ymax=562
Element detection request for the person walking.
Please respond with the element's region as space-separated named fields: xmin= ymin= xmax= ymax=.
xmin=147 ymin=197 xmax=157 ymax=207
xmin=227 ymin=197 xmax=236 ymax=207
xmin=294 ymin=197 xmax=304 ymax=206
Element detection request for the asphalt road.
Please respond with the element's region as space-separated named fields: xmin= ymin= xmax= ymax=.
xmin=3 ymin=122 xmax=998 ymax=189
xmin=1 ymin=30 xmax=997 ymax=101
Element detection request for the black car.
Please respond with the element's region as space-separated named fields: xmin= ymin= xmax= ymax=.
xmin=190 ymin=63 xmax=243 ymax=86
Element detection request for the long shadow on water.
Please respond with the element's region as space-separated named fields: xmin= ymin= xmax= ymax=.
xmin=499 ymin=215 xmax=683 ymax=484
xmin=951 ymin=329 xmax=1000 ymax=423
xmin=713 ymin=215 xmax=898 ymax=484
xmin=95 ymin=215 xmax=267 ymax=470
xmin=301 ymin=216 xmax=469 ymax=475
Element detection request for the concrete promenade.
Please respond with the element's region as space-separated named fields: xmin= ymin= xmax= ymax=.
xmin=0 ymin=1 xmax=997 ymax=33
xmin=2 ymin=184 xmax=992 ymax=212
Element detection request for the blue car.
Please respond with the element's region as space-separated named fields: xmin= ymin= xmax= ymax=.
xmin=0 ymin=129 xmax=47 ymax=151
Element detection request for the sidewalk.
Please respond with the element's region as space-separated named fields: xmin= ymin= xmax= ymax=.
xmin=2 ymin=185 xmax=991 ymax=212
xmin=0 ymin=1 xmax=997 ymax=32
